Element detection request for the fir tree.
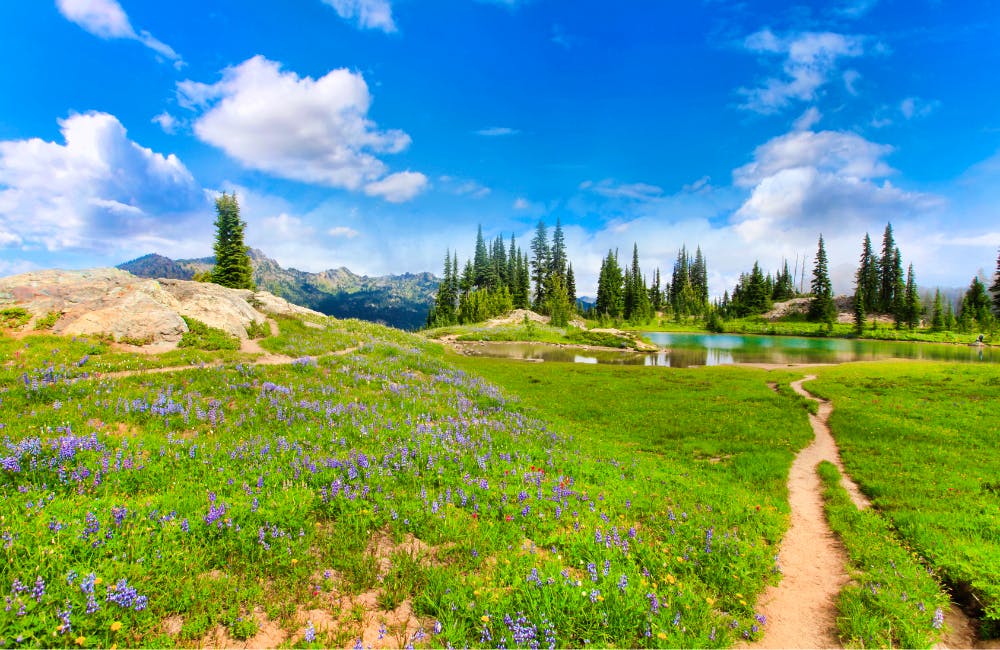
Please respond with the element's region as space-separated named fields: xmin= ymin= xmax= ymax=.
xmin=944 ymin=299 xmax=956 ymax=330
xmin=566 ymin=263 xmax=577 ymax=310
xmin=891 ymin=247 xmax=906 ymax=326
xmin=473 ymin=225 xmax=489 ymax=288
xmin=650 ymin=268 xmax=662 ymax=311
xmin=506 ymin=235 xmax=518 ymax=297
xmin=903 ymin=264 xmax=921 ymax=329
xmin=808 ymin=235 xmax=836 ymax=323
xmin=530 ymin=220 xmax=550 ymax=310
xmin=930 ymin=289 xmax=944 ymax=331
xmin=211 ymin=193 xmax=254 ymax=290
xmin=853 ymin=284 xmax=866 ymax=335
xmin=879 ymin=223 xmax=896 ymax=312
xmin=963 ymin=276 xmax=992 ymax=326
xmin=858 ymin=233 xmax=880 ymax=313
xmin=691 ymin=246 xmax=709 ymax=309
xmin=745 ymin=261 xmax=771 ymax=315
xmin=550 ymin=218 xmax=567 ymax=281
xmin=595 ymin=250 xmax=623 ymax=318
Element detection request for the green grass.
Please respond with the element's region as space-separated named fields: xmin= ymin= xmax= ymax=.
xmin=32 ymin=311 xmax=61 ymax=331
xmin=426 ymin=321 xmax=646 ymax=350
xmin=177 ymin=316 xmax=240 ymax=351
xmin=1 ymin=314 xmax=816 ymax=648
xmin=809 ymin=362 xmax=1000 ymax=636
xmin=1 ymin=307 xmax=31 ymax=330
xmin=817 ymin=461 xmax=950 ymax=648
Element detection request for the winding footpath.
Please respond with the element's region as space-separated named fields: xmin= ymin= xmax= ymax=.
xmin=751 ymin=376 xmax=863 ymax=648
xmin=753 ymin=375 xmax=984 ymax=649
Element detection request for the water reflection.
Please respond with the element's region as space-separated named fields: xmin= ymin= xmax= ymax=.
xmin=455 ymin=334 xmax=997 ymax=367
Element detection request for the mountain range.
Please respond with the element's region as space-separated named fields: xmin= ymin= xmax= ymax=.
xmin=117 ymin=249 xmax=438 ymax=330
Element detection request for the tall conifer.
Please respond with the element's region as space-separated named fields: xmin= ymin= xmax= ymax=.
xmin=808 ymin=235 xmax=836 ymax=323
xmin=211 ymin=193 xmax=254 ymax=290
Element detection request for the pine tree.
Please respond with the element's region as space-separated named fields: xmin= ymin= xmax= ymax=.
xmin=964 ymin=276 xmax=992 ymax=326
xmin=745 ymin=261 xmax=771 ymax=315
xmin=890 ymin=247 xmax=906 ymax=327
xmin=595 ymin=250 xmax=623 ymax=318
xmin=565 ymin=263 xmax=577 ymax=311
xmin=506 ymin=235 xmax=518 ymax=297
xmin=211 ymin=193 xmax=254 ymax=290
xmin=858 ymin=233 xmax=880 ymax=313
xmin=808 ymin=235 xmax=836 ymax=323
xmin=853 ymin=284 xmax=866 ymax=335
xmin=991 ymin=247 xmax=1000 ymax=317
xmin=530 ymin=220 xmax=550 ymax=310
xmin=944 ymin=299 xmax=956 ymax=330
xmin=903 ymin=264 xmax=921 ymax=329
xmin=517 ymin=251 xmax=531 ymax=309
xmin=691 ymin=246 xmax=709 ymax=310
xmin=930 ymin=289 xmax=944 ymax=331
xmin=650 ymin=268 xmax=662 ymax=311
xmin=550 ymin=218 xmax=567 ymax=281
xmin=879 ymin=224 xmax=896 ymax=312
xmin=473 ymin=225 xmax=489 ymax=288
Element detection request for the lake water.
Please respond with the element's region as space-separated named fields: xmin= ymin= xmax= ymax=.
xmin=456 ymin=333 xmax=997 ymax=367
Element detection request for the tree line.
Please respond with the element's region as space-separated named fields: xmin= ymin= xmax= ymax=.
xmin=428 ymin=218 xmax=1000 ymax=337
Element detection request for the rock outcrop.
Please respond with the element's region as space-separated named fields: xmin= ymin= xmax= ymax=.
xmin=0 ymin=268 xmax=322 ymax=345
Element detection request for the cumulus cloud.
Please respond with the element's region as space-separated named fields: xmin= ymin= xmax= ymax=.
xmin=152 ymin=111 xmax=180 ymax=133
xmin=730 ymin=128 xmax=943 ymax=288
xmin=439 ymin=176 xmax=490 ymax=198
xmin=0 ymin=111 xmax=206 ymax=253
xmin=364 ymin=171 xmax=428 ymax=202
xmin=900 ymin=96 xmax=940 ymax=120
xmin=179 ymin=56 xmax=426 ymax=201
xmin=322 ymin=0 xmax=396 ymax=33
xmin=739 ymin=29 xmax=866 ymax=113
xmin=56 ymin=0 xmax=182 ymax=65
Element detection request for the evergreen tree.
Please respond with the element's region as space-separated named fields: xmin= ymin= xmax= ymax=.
xmin=903 ymin=264 xmax=921 ymax=329
xmin=963 ymin=276 xmax=992 ymax=326
xmin=473 ymin=225 xmax=489 ymax=287
xmin=691 ymin=246 xmax=709 ymax=309
xmin=853 ymin=284 xmax=866 ymax=335
xmin=595 ymin=250 xmax=624 ymax=318
xmin=944 ymin=299 xmax=956 ymax=330
xmin=879 ymin=223 xmax=896 ymax=312
xmin=991 ymin=248 xmax=1000 ymax=317
xmin=566 ymin=263 xmax=577 ymax=311
xmin=550 ymin=218 xmax=567 ymax=281
xmin=650 ymin=268 xmax=663 ymax=311
xmin=530 ymin=220 xmax=550 ymax=310
xmin=459 ymin=260 xmax=475 ymax=294
xmin=744 ymin=261 xmax=771 ymax=315
xmin=507 ymin=235 xmax=518 ymax=297
xmin=210 ymin=193 xmax=254 ymax=290
xmin=545 ymin=274 xmax=572 ymax=327
xmin=772 ymin=260 xmax=795 ymax=301
xmin=930 ymin=289 xmax=944 ymax=331
xmin=670 ymin=246 xmax=693 ymax=316
xmin=858 ymin=233 xmax=881 ymax=313
xmin=490 ymin=236 xmax=507 ymax=290
xmin=808 ymin=235 xmax=836 ymax=323
xmin=450 ymin=253 xmax=460 ymax=302
xmin=891 ymin=247 xmax=906 ymax=326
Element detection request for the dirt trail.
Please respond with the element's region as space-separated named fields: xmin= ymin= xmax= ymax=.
xmin=750 ymin=375 xmax=852 ymax=649
xmin=92 ymin=318 xmax=362 ymax=380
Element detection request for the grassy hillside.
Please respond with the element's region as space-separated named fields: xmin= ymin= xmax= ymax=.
xmin=0 ymin=312 xmax=821 ymax=648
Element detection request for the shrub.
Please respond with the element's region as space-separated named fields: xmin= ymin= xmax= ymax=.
xmin=178 ymin=316 xmax=240 ymax=351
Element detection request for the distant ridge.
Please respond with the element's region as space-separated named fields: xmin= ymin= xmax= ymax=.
xmin=118 ymin=249 xmax=438 ymax=330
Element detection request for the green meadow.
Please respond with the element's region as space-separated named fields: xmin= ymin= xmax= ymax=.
xmin=1 ymin=312 xmax=996 ymax=648
xmin=809 ymin=361 xmax=1000 ymax=637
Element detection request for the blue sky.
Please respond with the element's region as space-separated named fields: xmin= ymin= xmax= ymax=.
xmin=1 ymin=0 xmax=998 ymax=297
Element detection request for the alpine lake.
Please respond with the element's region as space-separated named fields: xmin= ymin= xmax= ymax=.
xmin=454 ymin=332 xmax=998 ymax=367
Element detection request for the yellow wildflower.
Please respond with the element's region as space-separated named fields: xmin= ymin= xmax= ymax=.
xmin=110 ymin=621 xmax=122 ymax=632
xmin=657 ymin=632 xmax=667 ymax=640
xmin=75 ymin=636 xmax=85 ymax=646
xmin=481 ymin=615 xmax=490 ymax=623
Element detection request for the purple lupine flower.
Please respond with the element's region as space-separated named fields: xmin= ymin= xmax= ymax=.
xmin=304 ymin=620 xmax=316 ymax=642
xmin=932 ymin=608 xmax=944 ymax=629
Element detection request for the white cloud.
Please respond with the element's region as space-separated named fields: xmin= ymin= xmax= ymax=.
xmin=513 ymin=197 xmax=531 ymax=210
xmin=180 ymin=56 xmax=424 ymax=201
xmin=439 ymin=176 xmax=490 ymax=198
xmin=56 ymin=0 xmax=182 ymax=65
xmin=793 ymin=107 xmax=822 ymax=131
xmin=476 ymin=127 xmax=520 ymax=137
xmin=328 ymin=226 xmax=360 ymax=238
xmin=842 ymin=69 xmax=861 ymax=95
xmin=900 ymin=96 xmax=940 ymax=120
xmin=364 ymin=171 xmax=428 ymax=202
xmin=739 ymin=29 xmax=866 ymax=113
xmin=322 ymin=0 xmax=396 ymax=33
xmin=0 ymin=111 xmax=206 ymax=253
xmin=836 ymin=0 xmax=878 ymax=18
xmin=152 ymin=111 xmax=180 ymax=133
xmin=586 ymin=179 xmax=664 ymax=201
xmin=730 ymin=128 xmax=943 ymax=292
xmin=682 ymin=176 xmax=712 ymax=193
